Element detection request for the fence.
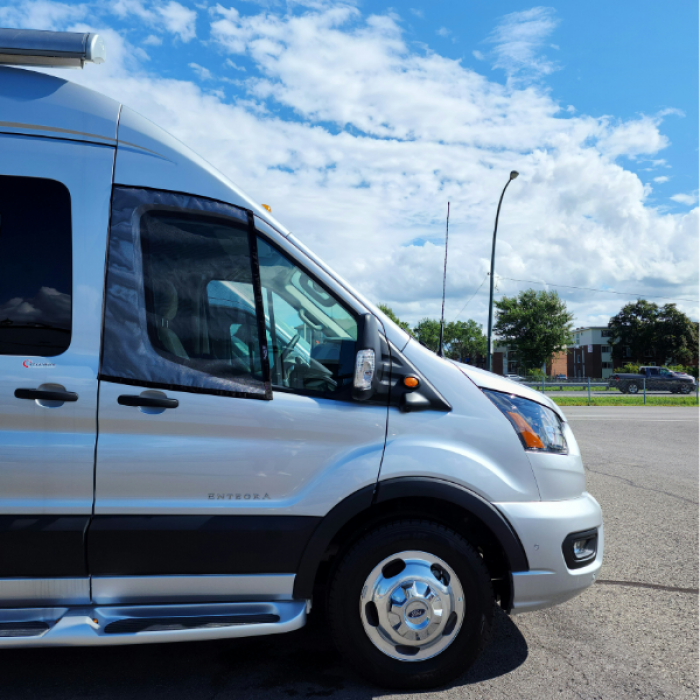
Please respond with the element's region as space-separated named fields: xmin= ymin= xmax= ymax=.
xmin=521 ymin=377 xmax=699 ymax=405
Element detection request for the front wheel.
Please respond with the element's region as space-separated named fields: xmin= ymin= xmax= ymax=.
xmin=680 ymin=384 xmax=692 ymax=394
xmin=327 ymin=520 xmax=493 ymax=689
xmin=627 ymin=383 xmax=639 ymax=394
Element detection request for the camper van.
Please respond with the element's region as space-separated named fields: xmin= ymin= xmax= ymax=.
xmin=0 ymin=29 xmax=603 ymax=689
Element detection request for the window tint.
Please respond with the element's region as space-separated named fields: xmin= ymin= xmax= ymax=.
xmin=0 ymin=175 xmax=71 ymax=356
xmin=101 ymin=187 xmax=270 ymax=399
xmin=257 ymin=238 xmax=357 ymax=394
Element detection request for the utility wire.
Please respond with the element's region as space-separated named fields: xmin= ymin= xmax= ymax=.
xmin=496 ymin=276 xmax=700 ymax=304
xmin=451 ymin=272 xmax=490 ymax=322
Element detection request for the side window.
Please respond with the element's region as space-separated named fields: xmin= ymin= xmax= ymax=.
xmin=0 ymin=175 xmax=71 ymax=356
xmin=101 ymin=187 xmax=270 ymax=399
xmin=257 ymin=237 xmax=357 ymax=394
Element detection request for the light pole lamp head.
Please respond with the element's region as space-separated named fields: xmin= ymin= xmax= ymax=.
xmin=510 ymin=170 xmax=519 ymax=180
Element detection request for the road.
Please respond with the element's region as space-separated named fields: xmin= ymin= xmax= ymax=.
xmin=2 ymin=407 xmax=698 ymax=700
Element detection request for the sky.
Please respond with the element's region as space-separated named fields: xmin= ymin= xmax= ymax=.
xmin=2 ymin=0 xmax=698 ymax=330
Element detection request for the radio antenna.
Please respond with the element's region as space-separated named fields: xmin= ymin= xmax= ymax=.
xmin=437 ymin=202 xmax=450 ymax=357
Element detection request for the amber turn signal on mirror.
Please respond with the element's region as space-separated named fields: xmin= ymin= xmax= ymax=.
xmin=404 ymin=377 xmax=419 ymax=388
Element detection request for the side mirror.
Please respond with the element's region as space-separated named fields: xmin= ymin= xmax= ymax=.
xmin=352 ymin=314 xmax=382 ymax=401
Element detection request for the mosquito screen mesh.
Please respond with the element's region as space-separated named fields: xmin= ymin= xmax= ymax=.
xmin=101 ymin=187 xmax=271 ymax=399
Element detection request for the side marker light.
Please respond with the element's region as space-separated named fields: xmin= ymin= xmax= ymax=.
xmin=507 ymin=411 xmax=544 ymax=449
xmin=404 ymin=377 xmax=419 ymax=388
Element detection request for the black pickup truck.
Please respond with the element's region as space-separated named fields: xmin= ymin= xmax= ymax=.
xmin=609 ymin=366 xmax=696 ymax=394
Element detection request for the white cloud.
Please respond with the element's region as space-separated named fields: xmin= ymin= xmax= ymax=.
xmin=671 ymin=192 xmax=699 ymax=206
xmin=0 ymin=0 xmax=87 ymax=29
xmin=472 ymin=49 xmax=485 ymax=61
xmin=487 ymin=6 xmax=560 ymax=80
xmin=189 ymin=62 xmax=213 ymax=80
xmin=436 ymin=27 xmax=450 ymax=38
xmin=410 ymin=9 xmax=423 ymax=18
xmin=653 ymin=176 xmax=669 ymax=183
xmin=111 ymin=0 xmax=154 ymax=21
xmin=225 ymin=57 xmax=246 ymax=71
xmin=8 ymin=1 xmax=697 ymax=327
xmin=595 ymin=115 xmax=670 ymax=159
xmin=110 ymin=0 xmax=197 ymax=42
xmin=157 ymin=1 xmax=197 ymax=42
xmin=143 ymin=34 xmax=163 ymax=45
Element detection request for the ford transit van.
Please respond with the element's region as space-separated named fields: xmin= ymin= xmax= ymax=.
xmin=0 ymin=29 xmax=603 ymax=689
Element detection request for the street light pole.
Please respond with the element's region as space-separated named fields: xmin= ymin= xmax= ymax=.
xmin=486 ymin=170 xmax=519 ymax=372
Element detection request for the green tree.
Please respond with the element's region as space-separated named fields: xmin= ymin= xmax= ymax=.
xmin=607 ymin=299 xmax=658 ymax=365
xmin=378 ymin=304 xmax=412 ymax=335
xmin=443 ymin=319 xmax=487 ymax=363
xmin=494 ymin=289 xmax=574 ymax=371
xmin=655 ymin=304 xmax=698 ymax=365
xmin=413 ymin=318 xmax=442 ymax=352
xmin=607 ymin=300 xmax=698 ymax=366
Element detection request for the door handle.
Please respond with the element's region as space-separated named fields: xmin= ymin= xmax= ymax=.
xmin=118 ymin=395 xmax=179 ymax=409
xmin=15 ymin=388 xmax=78 ymax=402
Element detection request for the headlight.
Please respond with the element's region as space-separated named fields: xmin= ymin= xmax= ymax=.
xmin=483 ymin=389 xmax=568 ymax=454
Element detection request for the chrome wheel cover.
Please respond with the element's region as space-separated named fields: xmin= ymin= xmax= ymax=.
xmin=628 ymin=383 xmax=638 ymax=393
xmin=359 ymin=550 xmax=465 ymax=662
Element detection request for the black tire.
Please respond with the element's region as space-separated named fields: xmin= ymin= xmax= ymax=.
xmin=680 ymin=384 xmax=692 ymax=394
xmin=327 ymin=519 xmax=493 ymax=689
xmin=627 ymin=383 xmax=639 ymax=394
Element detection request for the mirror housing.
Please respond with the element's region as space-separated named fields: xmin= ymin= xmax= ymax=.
xmin=352 ymin=314 xmax=382 ymax=401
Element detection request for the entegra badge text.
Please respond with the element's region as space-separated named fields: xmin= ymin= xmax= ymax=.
xmin=208 ymin=493 xmax=271 ymax=500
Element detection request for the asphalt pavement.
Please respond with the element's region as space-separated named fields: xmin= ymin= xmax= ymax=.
xmin=1 ymin=407 xmax=697 ymax=700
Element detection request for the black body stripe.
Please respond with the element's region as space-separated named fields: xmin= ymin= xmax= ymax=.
xmin=87 ymin=515 xmax=321 ymax=576
xmin=0 ymin=516 xmax=89 ymax=577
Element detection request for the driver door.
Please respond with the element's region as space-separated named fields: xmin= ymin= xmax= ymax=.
xmin=92 ymin=190 xmax=387 ymax=601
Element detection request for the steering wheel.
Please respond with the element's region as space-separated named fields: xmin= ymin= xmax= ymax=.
xmin=280 ymin=332 xmax=300 ymax=361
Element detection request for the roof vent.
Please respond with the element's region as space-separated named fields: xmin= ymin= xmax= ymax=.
xmin=0 ymin=28 xmax=106 ymax=68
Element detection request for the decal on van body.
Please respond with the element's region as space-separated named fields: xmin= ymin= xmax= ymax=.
xmin=208 ymin=493 xmax=271 ymax=500
xmin=22 ymin=360 xmax=56 ymax=368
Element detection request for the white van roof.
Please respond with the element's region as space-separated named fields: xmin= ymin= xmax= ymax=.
xmin=0 ymin=65 xmax=288 ymax=234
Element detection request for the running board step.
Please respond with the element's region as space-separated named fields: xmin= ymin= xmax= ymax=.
xmin=0 ymin=621 xmax=50 ymax=637
xmin=0 ymin=601 xmax=305 ymax=648
xmin=104 ymin=613 xmax=280 ymax=634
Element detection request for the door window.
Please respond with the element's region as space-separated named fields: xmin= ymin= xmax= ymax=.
xmin=101 ymin=187 xmax=270 ymax=399
xmin=0 ymin=175 xmax=71 ymax=356
xmin=257 ymin=238 xmax=357 ymax=394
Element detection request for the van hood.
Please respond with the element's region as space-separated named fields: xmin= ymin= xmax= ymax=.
xmin=451 ymin=362 xmax=567 ymax=421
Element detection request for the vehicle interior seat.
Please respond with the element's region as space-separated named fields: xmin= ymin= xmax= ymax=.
xmin=153 ymin=279 xmax=189 ymax=359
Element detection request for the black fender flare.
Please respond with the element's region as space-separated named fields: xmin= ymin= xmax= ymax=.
xmin=293 ymin=477 xmax=529 ymax=599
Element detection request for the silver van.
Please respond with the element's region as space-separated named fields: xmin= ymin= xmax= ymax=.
xmin=0 ymin=29 xmax=603 ymax=689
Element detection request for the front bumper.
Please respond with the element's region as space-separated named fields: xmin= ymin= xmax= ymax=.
xmin=496 ymin=492 xmax=604 ymax=614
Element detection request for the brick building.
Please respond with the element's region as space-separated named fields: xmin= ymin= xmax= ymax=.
xmin=567 ymin=327 xmax=615 ymax=379
xmin=492 ymin=342 xmax=567 ymax=377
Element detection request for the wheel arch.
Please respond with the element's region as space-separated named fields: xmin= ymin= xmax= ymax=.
xmin=293 ymin=477 xmax=529 ymax=611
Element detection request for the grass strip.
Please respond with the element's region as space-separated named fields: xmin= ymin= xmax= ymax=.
xmin=552 ymin=395 xmax=699 ymax=407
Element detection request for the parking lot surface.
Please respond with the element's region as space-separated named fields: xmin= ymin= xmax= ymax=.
xmin=2 ymin=407 xmax=697 ymax=700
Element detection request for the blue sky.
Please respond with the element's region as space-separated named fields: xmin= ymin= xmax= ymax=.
xmin=2 ymin=0 xmax=698 ymax=328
